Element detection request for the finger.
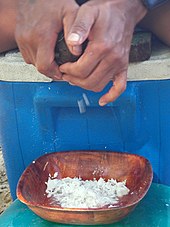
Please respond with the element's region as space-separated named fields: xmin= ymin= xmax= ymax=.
xmin=16 ymin=41 xmax=35 ymax=64
xmin=15 ymin=25 xmax=38 ymax=65
xmin=19 ymin=49 xmax=32 ymax=64
xmin=62 ymin=55 xmax=116 ymax=89
xmin=99 ymin=71 xmax=127 ymax=106
xmin=63 ymin=5 xmax=82 ymax=56
xmin=59 ymin=41 xmax=106 ymax=78
xmin=66 ymin=4 xmax=98 ymax=46
xmin=35 ymin=34 xmax=62 ymax=79
xmin=65 ymin=4 xmax=98 ymax=57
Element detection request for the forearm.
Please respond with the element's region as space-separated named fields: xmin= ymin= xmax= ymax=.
xmin=0 ymin=0 xmax=18 ymax=53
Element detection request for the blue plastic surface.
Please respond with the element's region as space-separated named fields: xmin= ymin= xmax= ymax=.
xmin=1 ymin=183 xmax=170 ymax=227
xmin=0 ymin=80 xmax=170 ymax=199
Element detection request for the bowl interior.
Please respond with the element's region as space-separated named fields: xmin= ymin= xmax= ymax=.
xmin=17 ymin=151 xmax=153 ymax=210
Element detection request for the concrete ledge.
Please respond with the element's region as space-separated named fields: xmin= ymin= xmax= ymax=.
xmin=0 ymin=51 xmax=51 ymax=82
xmin=0 ymin=42 xmax=170 ymax=82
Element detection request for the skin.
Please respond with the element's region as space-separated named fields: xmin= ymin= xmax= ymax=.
xmin=0 ymin=0 xmax=170 ymax=105
xmin=139 ymin=0 xmax=170 ymax=46
xmin=60 ymin=0 xmax=147 ymax=106
xmin=15 ymin=0 xmax=80 ymax=80
xmin=0 ymin=0 xmax=17 ymax=52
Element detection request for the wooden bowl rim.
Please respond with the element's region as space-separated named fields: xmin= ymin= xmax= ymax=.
xmin=17 ymin=150 xmax=153 ymax=212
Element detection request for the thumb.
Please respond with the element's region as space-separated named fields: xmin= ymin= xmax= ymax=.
xmin=66 ymin=5 xmax=98 ymax=55
xmin=99 ymin=71 xmax=127 ymax=106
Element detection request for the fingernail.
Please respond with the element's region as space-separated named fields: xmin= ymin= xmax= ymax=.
xmin=68 ymin=33 xmax=80 ymax=42
xmin=99 ymin=100 xmax=107 ymax=106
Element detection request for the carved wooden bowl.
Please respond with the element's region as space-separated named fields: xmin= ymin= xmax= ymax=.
xmin=17 ymin=151 xmax=153 ymax=225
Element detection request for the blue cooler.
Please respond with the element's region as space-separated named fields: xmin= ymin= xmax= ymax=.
xmin=0 ymin=49 xmax=170 ymax=199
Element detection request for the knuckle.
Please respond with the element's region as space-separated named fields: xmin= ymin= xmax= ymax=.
xmin=72 ymin=20 xmax=89 ymax=34
xmin=112 ymin=49 xmax=124 ymax=63
xmin=19 ymin=49 xmax=32 ymax=65
xmin=64 ymin=8 xmax=78 ymax=17
xmin=108 ymin=55 xmax=123 ymax=68
xmin=81 ymin=4 xmax=97 ymax=16
xmin=103 ymin=40 xmax=113 ymax=52
xmin=113 ymin=54 xmax=121 ymax=63
xmin=36 ymin=64 xmax=50 ymax=75
xmin=73 ymin=8 xmax=89 ymax=33
xmin=100 ymin=40 xmax=113 ymax=52
xmin=24 ymin=58 xmax=32 ymax=65
xmin=93 ymin=40 xmax=113 ymax=54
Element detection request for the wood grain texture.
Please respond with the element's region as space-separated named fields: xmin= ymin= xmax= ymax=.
xmin=17 ymin=151 xmax=153 ymax=225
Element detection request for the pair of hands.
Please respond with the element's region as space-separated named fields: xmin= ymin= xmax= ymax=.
xmin=15 ymin=0 xmax=147 ymax=106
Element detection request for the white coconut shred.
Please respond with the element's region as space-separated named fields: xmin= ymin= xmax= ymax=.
xmin=45 ymin=172 xmax=130 ymax=208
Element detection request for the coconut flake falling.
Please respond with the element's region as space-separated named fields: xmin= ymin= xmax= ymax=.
xmin=45 ymin=173 xmax=130 ymax=208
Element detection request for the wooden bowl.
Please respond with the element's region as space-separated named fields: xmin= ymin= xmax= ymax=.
xmin=17 ymin=151 xmax=153 ymax=225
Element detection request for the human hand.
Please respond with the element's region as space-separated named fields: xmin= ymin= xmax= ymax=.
xmin=15 ymin=0 xmax=79 ymax=80
xmin=60 ymin=0 xmax=147 ymax=106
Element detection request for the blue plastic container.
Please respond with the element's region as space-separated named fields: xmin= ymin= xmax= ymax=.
xmin=0 ymin=80 xmax=170 ymax=199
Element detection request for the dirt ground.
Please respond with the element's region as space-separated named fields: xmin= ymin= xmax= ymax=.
xmin=0 ymin=148 xmax=12 ymax=214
